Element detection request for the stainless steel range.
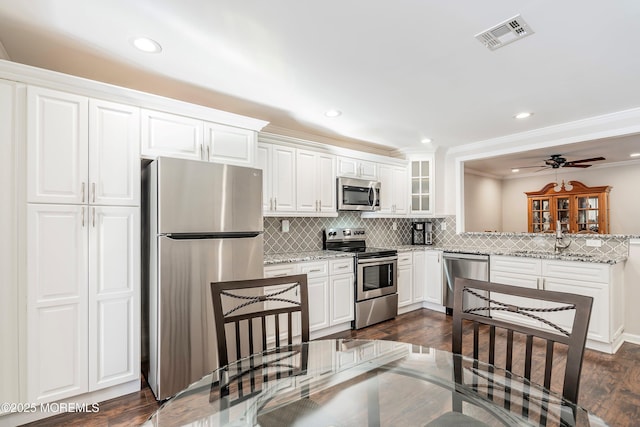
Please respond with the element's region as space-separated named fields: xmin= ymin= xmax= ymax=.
xmin=323 ymin=228 xmax=398 ymax=329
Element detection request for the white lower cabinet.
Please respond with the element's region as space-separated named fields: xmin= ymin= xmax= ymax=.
xmin=424 ymin=250 xmax=443 ymax=306
xmin=27 ymin=204 xmax=139 ymax=402
xmin=397 ymin=253 xmax=413 ymax=307
xmin=264 ymin=257 xmax=354 ymax=338
xmin=490 ymin=255 xmax=624 ymax=353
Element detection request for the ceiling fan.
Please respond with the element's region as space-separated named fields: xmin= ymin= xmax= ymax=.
xmin=515 ymin=154 xmax=606 ymax=171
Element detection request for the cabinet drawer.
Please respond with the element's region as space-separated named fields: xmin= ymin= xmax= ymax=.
xmin=329 ymin=258 xmax=354 ymax=275
xmin=542 ymin=260 xmax=609 ymax=283
xmin=397 ymin=252 xmax=413 ymax=265
xmin=490 ymin=256 xmax=542 ymax=275
xmin=264 ymin=264 xmax=297 ymax=278
xmin=298 ymin=261 xmax=328 ymax=278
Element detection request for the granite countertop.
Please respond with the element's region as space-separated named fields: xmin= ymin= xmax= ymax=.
xmin=264 ymin=250 xmax=354 ymax=265
xmin=264 ymin=246 xmax=627 ymax=265
xmin=432 ymin=246 xmax=627 ymax=264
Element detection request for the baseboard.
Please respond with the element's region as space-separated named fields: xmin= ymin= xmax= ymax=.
xmin=622 ymin=332 xmax=640 ymax=346
xmin=0 ymin=379 xmax=140 ymax=427
xmin=422 ymin=301 xmax=446 ymax=313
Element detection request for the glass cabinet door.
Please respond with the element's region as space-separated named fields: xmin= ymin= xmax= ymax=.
xmin=555 ymin=197 xmax=570 ymax=233
xmin=410 ymin=159 xmax=432 ymax=213
xmin=530 ymin=198 xmax=551 ymax=232
xmin=576 ymin=195 xmax=600 ymax=232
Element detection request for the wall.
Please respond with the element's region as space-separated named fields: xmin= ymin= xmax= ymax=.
xmin=464 ymin=172 xmax=502 ymax=232
xmin=500 ymin=162 xmax=640 ymax=234
xmin=263 ymin=213 xmax=418 ymax=254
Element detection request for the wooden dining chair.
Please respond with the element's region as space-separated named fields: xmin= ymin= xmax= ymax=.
xmin=452 ymin=277 xmax=593 ymax=406
xmin=210 ymin=273 xmax=310 ymax=368
xmin=210 ymin=274 xmax=321 ymax=426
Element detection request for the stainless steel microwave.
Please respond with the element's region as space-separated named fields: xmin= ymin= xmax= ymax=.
xmin=337 ymin=177 xmax=381 ymax=211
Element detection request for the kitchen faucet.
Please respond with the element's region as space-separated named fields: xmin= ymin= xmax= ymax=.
xmin=554 ymin=220 xmax=571 ymax=254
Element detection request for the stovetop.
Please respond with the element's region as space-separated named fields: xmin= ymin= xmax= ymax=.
xmin=323 ymin=228 xmax=397 ymax=258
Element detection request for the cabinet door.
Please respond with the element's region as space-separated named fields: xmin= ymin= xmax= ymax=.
xmin=424 ymin=250 xmax=443 ymax=305
xmin=88 ymin=206 xmax=140 ymax=391
xmin=204 ymin=122 xmax=255 ymax=166
xmin=308 ymin=277 xmax=330 ymax=331
xmin=271 ymin=145 xmax=296 ymax=212
xmin=140 ymin=109 xmax=203 ymax=160
xmin=317 ymin=153 xmax=336 ymax=212
xmin=296 ymin=149 xmax=318 ymax=212
xmin=377 ymin=164 xmax=394 ymax=213
xmin=397 ymin=262 xmax=413 ymax=307
xmin=27 ymin=204 xmax=89 ymax=402
xmin=330 ymin=274 xmax=354 ymax=325
xmin=410 ymin=158 xmax=433 ymax=214
xmin=412 ymin=251 xmax=425 ymax=303
xmin=337 ymin=157 xmax=376 ymax=179
xmin=489 ymin=270 xmax=541 ymax=327
xmin=89 ymin=100 xmax=140 ymax=206
xmin=543 ymin=277 xmax=609 ymax=343
xmin=392 ymin=166 xmax=408 ymax=214
xmin=27 ymin=86 xmax=89 ymax=204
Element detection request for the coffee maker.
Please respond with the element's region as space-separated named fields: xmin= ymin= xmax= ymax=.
xmin=411 ymin=221 xmax=433 ymax=245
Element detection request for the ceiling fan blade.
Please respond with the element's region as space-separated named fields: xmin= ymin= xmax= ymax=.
xmin=512 ymin=165 xmax=547 ymax=169
xmin=563 ymin=164 xmax=591 ymax=168
xmin=565 ymin=157 xmax=605 ymax=164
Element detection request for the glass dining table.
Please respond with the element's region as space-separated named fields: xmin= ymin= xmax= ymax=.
xmin=144 ymin=339 xmax=606 ymax=427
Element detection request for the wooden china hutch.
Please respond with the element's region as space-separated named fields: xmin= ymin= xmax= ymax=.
xmin=526 ymin=180 xmax=611 ymax=234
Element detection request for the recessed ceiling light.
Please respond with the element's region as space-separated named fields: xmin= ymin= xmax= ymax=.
xmin=131 ymin=37 xmax=162 ymax=53
xmin=630 ymin=153 xmax=640 ymax=158
xmin=511 ymin=168 xmax=520 ymax=173
xmin=324 ymin=109 xmax=342 ymax=118
xmin=514 ymin=112 xmax=533 ymax=119
xmin=421 ymin=138 xmax=432 ymax=144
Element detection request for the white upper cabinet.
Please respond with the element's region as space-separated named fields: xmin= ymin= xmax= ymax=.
xmin=27 ymin=87 xmax=140 ymax=206
xmin=89 ymin=99 xmax=140 ymax=206
xmin=337 ymin=156 xmax=377 ymax=180
xmin=410 ymin=156 xmax=434 ymax=215
xmin=296 ymin=149 xmax=336 ymax=214
xmin=204 ymin=122 xmax=256 ymax=166
xmin=378 ymin=163 xmax=408 ymax=215
xmin=27 ymin=86 xmax=89 ymax=204
xmin=140 ymin=109 xmax=203 ymax=161
xmin=257 ymin=142 xmax=296 ymax=214
xmin=141 ymin=109 xmax=259 ymax=167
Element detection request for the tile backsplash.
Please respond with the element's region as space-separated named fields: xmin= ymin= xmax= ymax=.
xmin=264 ymin=214 xmax=629 ymax=257
xmin=263 ymin=212 xmax=417 ymax=254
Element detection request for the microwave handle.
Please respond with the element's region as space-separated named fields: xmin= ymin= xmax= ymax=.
xmin=370 ymin=185 xmax=378 ymax=210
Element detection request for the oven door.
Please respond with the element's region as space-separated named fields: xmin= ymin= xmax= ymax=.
xmin=356 ymin=256 xmax=398 ymax=301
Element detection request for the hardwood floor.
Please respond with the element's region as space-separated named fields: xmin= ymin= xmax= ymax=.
xmin=21 ymin=308 xmax=640 ymax=426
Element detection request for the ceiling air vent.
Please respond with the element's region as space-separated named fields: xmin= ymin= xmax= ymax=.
xmin=475 ymin=15 xmax=534 ymax=51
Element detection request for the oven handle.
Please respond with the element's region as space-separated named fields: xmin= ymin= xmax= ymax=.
xmin=358 ymin=255 xmax=398 ymax=265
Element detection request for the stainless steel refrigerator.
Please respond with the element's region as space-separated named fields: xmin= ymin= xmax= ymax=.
xmin=142 ymin=157 xmax=264 ymax=400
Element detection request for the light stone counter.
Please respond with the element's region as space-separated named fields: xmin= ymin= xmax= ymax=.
xmin=264 ymin=250 xmax=354 ymax=265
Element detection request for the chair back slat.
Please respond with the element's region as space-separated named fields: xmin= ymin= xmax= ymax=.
xmin=544 ymin=340 xmax=554 ymax=390
xmin=452 ymin=277 xmax=593 ymax=404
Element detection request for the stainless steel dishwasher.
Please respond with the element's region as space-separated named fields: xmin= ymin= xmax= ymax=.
xmin=443 ymin=252 xmax=489 ymax=314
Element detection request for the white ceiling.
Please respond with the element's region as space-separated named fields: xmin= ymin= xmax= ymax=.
xmin=1 ymin=0 xmax=640 ymax=161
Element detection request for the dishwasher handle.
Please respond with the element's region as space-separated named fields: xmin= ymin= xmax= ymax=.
xmin=442 ymin=252 xmax=489 ymax=261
